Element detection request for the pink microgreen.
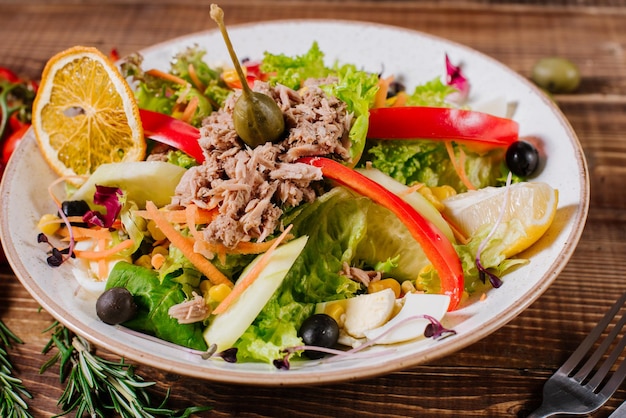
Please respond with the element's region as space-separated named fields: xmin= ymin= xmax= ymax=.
xmin=445 ymin=54 xmax=470 ymax=104
xmin=83 ymin=185 xmax=124 ymax=228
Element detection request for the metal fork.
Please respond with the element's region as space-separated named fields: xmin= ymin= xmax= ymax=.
xmin=528 ymin=291 xmax=626 ymax=417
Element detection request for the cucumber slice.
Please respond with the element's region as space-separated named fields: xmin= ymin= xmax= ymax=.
xmin=71 ymin=161 xmax=186 ymax=208
xmin=203 ymin=235 xmax=308 ymax=352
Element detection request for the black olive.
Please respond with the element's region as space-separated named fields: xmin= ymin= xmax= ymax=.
xmin=60 ymin=200 xmax=91 ymax=226
xmin=506 ymin=141 xmax=540 ymax=177
xmin=298 ymin=314 xmax=339 ymax=359
xmin=96 ymin=287 xmax=138 ymax=325
xmin=386 ymin=80 xmax=406 ymax=98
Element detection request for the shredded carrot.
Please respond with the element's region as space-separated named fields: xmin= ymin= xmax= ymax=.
xmin=145 ymin=201 xmax=232 ymax=287
xmin=444 ymin=141 xmax=476 ymax=191
xmin=146 ymin=68 xmax=188 ymax=86
xmin=212 ymin=225 xmax=294 ymax=315
xmin=58 ymin=226 xmax=112 ymax=241
xmin=134 ymin=207 xmax=218 ymax=225
xmin=186 ymin=204 xmax=203 ymax=241
xmin=374 ymin=75 xmax=394 ymax=108
xmin=396 ymin=183 xmax=424 ymax=197
xmin=390 ymin=91 xmax=408 ymax=107
xmin=181 ymin=96 xmax=199 ymax=124
xmin=480 ymin=292 xmax=487 ymax=302
xmin=441 ymin=213 xmax=469 ymax=245
xmin=73 ymin=239 xmax=135 ymax=261
xmin=194 ymin=233 xmax=294 ymax=256
xmin=151 ymin=253 xmax=166 ymax=270
xmin=47 ymin=175 xmax=89 ymax=206
xmin=97 ymin=237 xmax=108 ymax=278
xmin=188 ymin=63 xmax=206 ymax=92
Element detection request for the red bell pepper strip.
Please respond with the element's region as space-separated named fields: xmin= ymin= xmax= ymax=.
xmin=367 ymin=106 xmax=519 ymax=151
xmin=139 ymin=109 xmax=205 ymax=163
xmin=1 ymin=123 xmax=30 ymax=165
xmin=298 ymin=156 xmax=464 ymax=311
xmin=0 ymin=67 xmax=19 ymax=84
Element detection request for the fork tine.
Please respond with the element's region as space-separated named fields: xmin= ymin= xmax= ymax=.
xmin=559 ymin=291 xmax=626 ymax=375
xmin=597 ymin=334 xmax=626 ymax=397
xmin=588 ymin=330 xmax=626 ymax=391
xmin=574 ymin=306 xmax=626 ymax=383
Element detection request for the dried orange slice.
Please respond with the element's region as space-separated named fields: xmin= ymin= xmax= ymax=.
xmin=33 ymin=46 xmax=145 ymax=179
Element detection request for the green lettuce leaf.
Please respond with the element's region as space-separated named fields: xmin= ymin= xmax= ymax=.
xmin=106 ymin=262 xmax=207 ymax=351
xmin=364 ymin=140 xmax=506 ymax=193
xmin=120 ymin=47 xmax=231 ymax=127
xmin=405 ymin=77 xmax=457 ymax=107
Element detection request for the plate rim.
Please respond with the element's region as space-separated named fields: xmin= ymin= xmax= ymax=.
xmin=0 ymin=18 xmax=590 ymax=386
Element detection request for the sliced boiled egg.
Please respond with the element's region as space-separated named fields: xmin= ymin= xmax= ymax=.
xmin=363 ymin=293 xmax=450 ymax=344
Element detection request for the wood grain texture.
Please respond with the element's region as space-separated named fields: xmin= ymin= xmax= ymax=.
xmin=2 ymin=1 xmax=626 ymax=417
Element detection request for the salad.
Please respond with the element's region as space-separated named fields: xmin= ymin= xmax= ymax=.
xmin=34 ymin=20 xmax=556 ymax=367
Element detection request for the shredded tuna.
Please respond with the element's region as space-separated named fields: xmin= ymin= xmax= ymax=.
xmin=172 ymin=78 xmax=353 ymax=248
xmin=168 ymin=292 xmax=210 ymax=324
xmin=340 ymin=262 xmax=382 ymax=287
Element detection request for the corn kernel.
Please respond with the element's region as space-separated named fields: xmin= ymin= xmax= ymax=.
xmin=324 ymin=302 xmax=345 ymax=327
xmin=37 ymin=213 xmax=61 ymax=235
xmin=208 ymin=283 xmax=232 ymax=303
xmin=368 ymin=278 xmax=401 ymax=298
xmin=147 ymin=220 xmax=166 ymax=241
xmin=401 ymin=280 xmax=417 ymax=295
xmin=417 ymin=187 xmax=444 ymax=211
xmin=430 ymin=185 xmax=457 ymax=201
xmin=134 ymin=254 xmax=152 ymax=269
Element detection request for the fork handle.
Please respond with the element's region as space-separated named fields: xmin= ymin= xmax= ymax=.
xmin=526 ymin=406 xmax=560 ymax=418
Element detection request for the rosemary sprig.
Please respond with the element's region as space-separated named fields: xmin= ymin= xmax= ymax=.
xmin=0 ymin=320 xmax=33 ymax=418
xmin=40 ymin=322 xmax=211 ymax=418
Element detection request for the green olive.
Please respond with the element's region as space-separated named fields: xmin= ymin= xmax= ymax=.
xmin=531 ymin=57 xmax=581 ymax=94
xmin=210 ymin=4 xmax=285 ymax=147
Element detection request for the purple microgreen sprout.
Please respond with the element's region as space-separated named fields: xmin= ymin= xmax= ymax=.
xmin=423 ymin=314 xmax=457 ymax=340
xmin=38 ymin=198 xmax=77 ymax=267
xmin=475 ymin=171 xmax=513 ymax=289
xmin=216 ymin=347 xmax=238 ymax=363
xmin=273 ymin=357 xmax=290 ymax=370
xmin=83 ymin=185 xmax=124 ymax=228
xmin=445 ymin=54 xmax=470 ymax=104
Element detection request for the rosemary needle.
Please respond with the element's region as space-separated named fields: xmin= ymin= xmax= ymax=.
xmin=40 ymin=322 xmax=211 ymax=418
xmin=0 ymin=320 xmax=34 ymax=418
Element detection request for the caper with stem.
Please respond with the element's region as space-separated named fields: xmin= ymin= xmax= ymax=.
xmin=210 ymin=4 xmax=285 ymax=147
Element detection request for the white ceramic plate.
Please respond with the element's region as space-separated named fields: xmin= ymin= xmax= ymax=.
xmin=0 ymin=20 xmax=588 ymax=385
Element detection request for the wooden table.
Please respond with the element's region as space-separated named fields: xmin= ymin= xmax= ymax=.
xmin=2 ymin=1 xmax=626 ymax=416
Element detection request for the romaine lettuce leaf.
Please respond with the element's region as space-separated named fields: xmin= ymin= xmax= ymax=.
xmin=106 ymin=262 xmax=207 ymax=351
